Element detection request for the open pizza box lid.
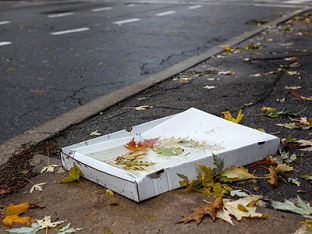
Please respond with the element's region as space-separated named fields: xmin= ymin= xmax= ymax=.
xmin=61 ymin=108 xmax=279 ymax=202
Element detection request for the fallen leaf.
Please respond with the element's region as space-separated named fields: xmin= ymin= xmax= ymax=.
xmin=296 ymin=140 xmax=312 ymax=151
xmin=249 ymin=73 xmax=262 ymax=77
xmin=299 ymin=172 xmax=312 ymax=182
xmin=30 ymin=182 xmax=47 ymax=193
xmin=276 ymin=163 xmax=293 ymax=172
xmin=230 ymin=190 xmax=249 ymax=198
xmin=61 ymin=163 xmax=81 ymax=183
xmin=82 ymin=213 xmax=95 ymax=220
xmin=218 ymin=71 xmax=232 ymax=75
xmin=123 ymin=105 xmax=153 ymax=110
xmin=90 ymin=130 xmax=101 ymax=136
xmin=286 ymin=71 xmax=300 ymax=75
xmin=30 ymin=89 xmax=45 ymax=94
xmin=40 ymin=165 xmax=61 ymax=173
xmin=106 ymin=189 xmax=114 ymax=196
xmin=222 ymin=110 xmax=244 ymax=124
xmin=284 ymin=86 xmax=302 ymax=90
xmin=271 ymin=195 xmax=312 ymax=218
xmin=125 ymin=137 xmax=159 ymax=151
xmin=242 ymin=43 xmax=263 ymax=50
xmin=218 ymin=165 xmax=260 ymax=182
xmin=261 ymin=106 xmax=276 ymax=112
xmin=203 ymin=85 xmax=216 ymax=89
xmin=285 ymin=57 xmax=299 ymax=61
xmin=265 ymin=166 xmax=279 ymax=187
xmin=217 ymin=196 xmax=269 ymax=225
xmin=176 ymin=196 xmax=224 ymax=224
xmin=6 ymin=222 xmax=40 ymax=233
xmin=120 ymin=150 xmax=147 ymax=160
xmin=1 ymin=203 xmax=36 ymax=228
xmin=154 ymin=147 xmax=184 ymax=156
xmin=223 ymin=46 xmax=231 ymax=51
xmin=36 ymin=216 xmax=65 ymax=230
xmin=213 ymin=154 xmax=224 ymax=175
xmin=177 ymin=174 xmax=189 ymax=188
xmin=58 ymin=223 xmax=82 ymax=234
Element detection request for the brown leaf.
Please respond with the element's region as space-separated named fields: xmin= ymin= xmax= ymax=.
xmin=176 ymin=196 xmax=224 ymax=224
xmin=177 ymin=174 xmax=189 ymax=188
xmin=30 ymin=89 xmax=45 ymax=94
xmin=265 ymin=166 xmax=279 ymax=187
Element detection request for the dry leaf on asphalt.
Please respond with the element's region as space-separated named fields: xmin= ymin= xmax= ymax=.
xmin=123 ymin=105 xmax=153 ymax=110
xmin=217 ymin=196 xmax=269 ymax=225
xmin=296 ymin=140 xmax=312 ymax=151
xmin=176 ymin=196 xmax=224 ymax=224
xmin=264 ymin=166 xmax=280 ymax=187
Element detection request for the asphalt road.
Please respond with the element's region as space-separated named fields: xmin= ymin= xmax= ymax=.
xmin=0 ymin=0 xmax=310 ymax=145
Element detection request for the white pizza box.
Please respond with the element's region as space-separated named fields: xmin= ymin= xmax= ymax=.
xmin=61 ymin=108 xmax=279 ymax=202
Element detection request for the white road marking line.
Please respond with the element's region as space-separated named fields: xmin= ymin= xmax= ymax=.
xmin=48 ymin=12 xmax=74 ymax=18
xmin=156 ymin=11 xmax=176 ymax=16
xmin=91 ymin=7 xmax=113 ymax=12
xmin=0 ymin=42 xmax=12 ymax=47
xmin=188 ymin=5 xmax=203 ymax=9
xmin=0 ymin=21 xmax=10 ymax=25
xmin=113 ymin=18 xmax=141 ymax=25
xmin=50 ymin=27 xmax=90 ymax=35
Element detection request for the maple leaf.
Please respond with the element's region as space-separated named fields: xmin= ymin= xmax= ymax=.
xmin=218 ymin=165 xmax=260 ymax=182
xmin=176 ymin=196 xmax=224 ymax=224
xmin=264 ymin=166 xmax=280 ymax=187
xmin=296 ymin=139 xmax=312 ymax=151
xmin=1 ymin=203 xmax=36 ymax=228
xmin=125 ymin=137 xmax=159 ymax=151
xmin=61 ymin=163 xmax=81 ymax=183
xmin=36 ymin=216 xmax=65 ymax=230
xmin=222 ymin=110 xmax=244 ymax=123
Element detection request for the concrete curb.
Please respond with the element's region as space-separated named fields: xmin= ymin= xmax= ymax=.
xmin=1 ymin=6 xmax=311 ymax=166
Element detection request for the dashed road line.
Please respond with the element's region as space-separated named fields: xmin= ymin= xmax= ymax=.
xmin=188 ymin=5 xmax=203 ymax=9
xmin=48 ymin=12 xmax=74 ymax=18
xmin=91 ymin=7 xmax=113 ymax=12
xmin=113 ymin=18 xmax=141 ymax=25
xmin=50 ymin=27 xmax=90 ymax=35
xmin=0 ymin=42 xmax=12 ymax=47
xmin=0 ymin=21 xmax=10 ymax=25
xmin=156 ymin=11 xmax=176 ymax=16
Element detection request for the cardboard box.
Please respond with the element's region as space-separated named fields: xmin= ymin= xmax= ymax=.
xmin=61 ymin=108 xmax=279 ymax=202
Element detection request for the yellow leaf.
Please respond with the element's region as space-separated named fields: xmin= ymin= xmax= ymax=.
xmin=222 ymin=110 xmax=244 ymax=124
xmin=61 ymin=163 xmax=81 ymax=183
xmin=223 ymin=46 xmax=231 ymax=51
xmin=1 ymin=203 xmax=36 ymax=228
xmin=106 ymin=189 xmax=114 ymax=196
xmin=261 ymin=106 xmax=276 ymax=112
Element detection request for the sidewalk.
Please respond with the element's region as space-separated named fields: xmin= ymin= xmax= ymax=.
xmin=1 ymin=10 xmax=312 ymax=234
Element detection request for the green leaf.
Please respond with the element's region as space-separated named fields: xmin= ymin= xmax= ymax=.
xmin=153 ymin=147 xmax=184 ymax=156
xmin=58 ymin=223 xmax=82 ymax=234
xmin=6 ymin=223 xmax=39 ymax=234
xmin=61 ymin=163 xmax=81 ymax=183
xmin=213 ymin=154 xmax=224 ymax=174
xmin=271 ymin=195 xmax=312 ymax=218
xmin=264 ymin=107 xmax=299 ymax=118
xmin=299 ymin=173 xmax=312 ymax=182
